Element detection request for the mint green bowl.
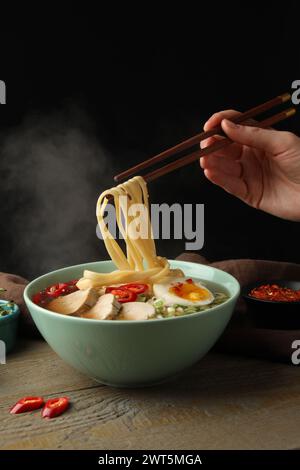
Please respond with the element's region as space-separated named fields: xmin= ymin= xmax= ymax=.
xmin=24 ymin=260 xmax=240 ymax=387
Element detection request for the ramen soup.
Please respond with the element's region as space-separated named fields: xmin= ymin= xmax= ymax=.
xmin=32 ymin=278 xmax=229 ymax=320
xmin=32 ymin=176 xmax=230 ymax=320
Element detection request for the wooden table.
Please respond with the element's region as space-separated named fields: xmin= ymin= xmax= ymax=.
xmin=1 ymin=339 xmax=300 ymax=450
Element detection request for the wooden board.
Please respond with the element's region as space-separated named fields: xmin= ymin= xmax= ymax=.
xmin=1 ymin=339 xmax=300 ymax=450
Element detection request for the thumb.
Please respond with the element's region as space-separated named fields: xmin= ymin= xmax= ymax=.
xmin=221 ymin=119 xmax=289 ymax=154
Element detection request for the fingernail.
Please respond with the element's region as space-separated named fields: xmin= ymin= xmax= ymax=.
xmin=223 ymin=119 xmax=240 ymax=129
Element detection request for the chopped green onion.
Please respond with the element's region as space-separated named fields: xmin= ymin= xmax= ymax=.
xmin=153 ymin=299 xmax=164 ymax=309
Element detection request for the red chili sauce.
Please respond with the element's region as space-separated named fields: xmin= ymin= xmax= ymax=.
xmin=249 ymin=284 xmax=300 ymax=302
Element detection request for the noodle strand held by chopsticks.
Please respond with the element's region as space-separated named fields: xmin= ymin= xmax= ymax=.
xmin=77 ymin=176 xmax=182 ymax=289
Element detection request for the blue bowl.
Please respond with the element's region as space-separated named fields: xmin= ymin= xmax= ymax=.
xmin=0 ymin=300 xmax=20 ymax=354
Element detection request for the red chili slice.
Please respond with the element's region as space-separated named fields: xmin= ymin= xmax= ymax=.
xmin=119 ymin=283 xmax=148 ymax=294
xmin=33 ymin=280 xmax=79 ymax=306
xmin=105 ymin=287 xmax=137 ymax=303
xmin=32 ymin=292 xmax=46 ymax=305
xmin=46 ymin=283 xmax=69 ymax=298
xmin=42 ymin=397 xmax=69 ymax=419
xmin=10 ymin=396 xmax=44 ymax=414
xmin=65 ymin=279 xmax=79 ymax=293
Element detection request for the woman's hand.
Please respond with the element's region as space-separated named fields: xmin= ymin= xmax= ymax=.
xmin=200 ymin=110 xmax=300 ymax=221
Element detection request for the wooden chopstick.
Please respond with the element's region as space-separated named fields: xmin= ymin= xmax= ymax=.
xmin=143 ymin=108 xmax=296 ymax=183
xmin=114 ymin=92 xmax=291 ymax=183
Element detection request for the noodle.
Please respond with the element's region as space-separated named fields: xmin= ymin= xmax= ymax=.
xmin=77 ymin=176 xmax=182 ymax=289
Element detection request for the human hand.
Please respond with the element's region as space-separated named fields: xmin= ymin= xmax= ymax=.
xmin=200 ymin=110 xmax=300 ymax=221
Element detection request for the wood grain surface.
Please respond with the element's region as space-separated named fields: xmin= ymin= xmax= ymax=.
xmin=1 ymin=339 xmax=300 ymax=450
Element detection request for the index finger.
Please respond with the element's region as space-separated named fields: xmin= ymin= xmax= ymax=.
xmin=204 ymin=109 xmax=242 ymax=132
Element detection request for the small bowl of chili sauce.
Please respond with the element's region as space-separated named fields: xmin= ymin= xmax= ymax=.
xmin=242 ymin=280 xmax=300 ymax=329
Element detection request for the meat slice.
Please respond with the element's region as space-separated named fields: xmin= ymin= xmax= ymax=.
xmin=120 ymin=302 xmax=155 ymax=321
xmin=47 ymin=288 xmax=99 ymax=316
xmin=82 ymin=293 xmax=121 ymax=320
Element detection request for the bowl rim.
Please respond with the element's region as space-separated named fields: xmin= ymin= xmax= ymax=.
xmin=242 ymin=279 xmax=300 ymax=305
xmin=24 ymin=259 xmax=240 ymax=325
xmin=0 ymin=299 xmax=20 ymax=323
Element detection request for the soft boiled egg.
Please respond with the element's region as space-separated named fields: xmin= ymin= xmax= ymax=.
xmin=153 ymin=277 xmax=214 ymax=307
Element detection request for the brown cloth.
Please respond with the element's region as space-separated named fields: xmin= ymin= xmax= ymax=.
xmin=0 ymin=273 xmax=39 ymax=336
xmin=176 ymin=253 xmax=300 ymax=363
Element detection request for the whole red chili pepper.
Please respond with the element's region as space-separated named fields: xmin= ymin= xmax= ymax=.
xmin=10 ymin=396 xmax=44 ymax=414
xmin=42 ymin=397 xmax=69 ymax=419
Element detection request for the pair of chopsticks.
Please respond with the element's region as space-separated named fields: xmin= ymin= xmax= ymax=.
xmin=114 ymin=92 xmax=296 ymax=183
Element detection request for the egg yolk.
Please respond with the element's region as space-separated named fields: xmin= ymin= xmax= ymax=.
xmin=169 ymin=281 xmax=210 ymax=301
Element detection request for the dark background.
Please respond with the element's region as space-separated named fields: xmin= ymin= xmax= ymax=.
xmin=0 ymin=3 xmax=300 ymax=280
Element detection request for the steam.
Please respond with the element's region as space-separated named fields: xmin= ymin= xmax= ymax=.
xmin=0 ymin=109 xmax=112 ymax=280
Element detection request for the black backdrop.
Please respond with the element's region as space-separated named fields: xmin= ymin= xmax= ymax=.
xmin=1 ymin=3 xmax=300 ymax=280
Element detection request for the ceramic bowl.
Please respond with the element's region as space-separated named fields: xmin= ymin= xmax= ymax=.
xmin=24 ymin=260 xmax=240 ymax=387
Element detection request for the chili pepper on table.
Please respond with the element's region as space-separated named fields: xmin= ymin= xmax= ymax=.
xmin=10 ymin=396 xmax=44 ymax=414
xmin=42 ymin=397 xmax=69 ymax=419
